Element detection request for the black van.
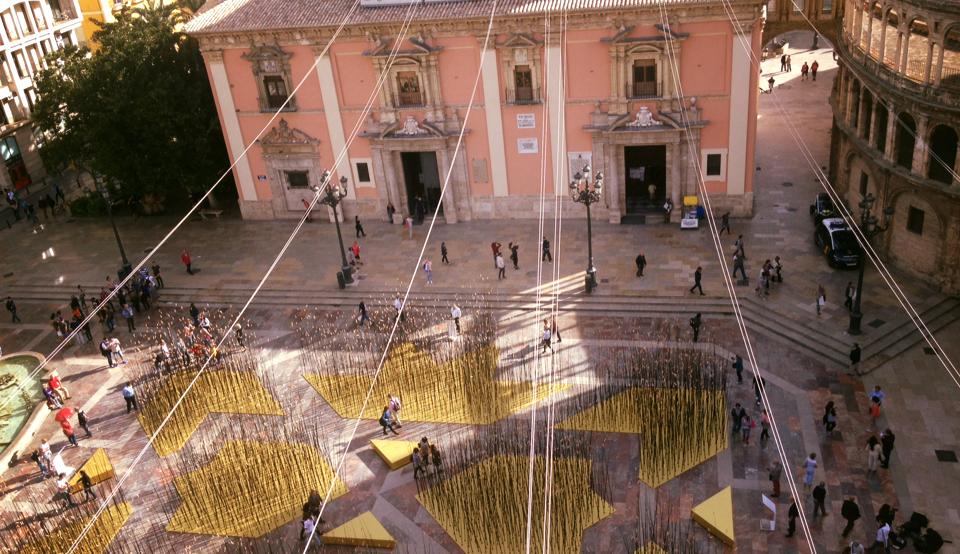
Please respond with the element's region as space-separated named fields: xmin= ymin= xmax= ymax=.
xmin=814 ymin=218 xmax=861 ymax=268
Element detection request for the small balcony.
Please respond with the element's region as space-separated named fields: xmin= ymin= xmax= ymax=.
xmin=629 ymin=81 xmax=660 ymax=99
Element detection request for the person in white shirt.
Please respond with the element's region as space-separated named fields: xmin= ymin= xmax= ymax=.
xmin=541 ymin=327 xmax=552 ymax=353
xmin=393 ymin=296 xmax=405 ymax=322
xmin=451 ymin=305 xmax=462 ymax=335
xmin=56 ymin=473 xmax=75 ymax=507
xmin=874 ymin=522 xmax=890 ymax=551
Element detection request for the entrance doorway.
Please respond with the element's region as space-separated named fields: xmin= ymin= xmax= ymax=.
xmin=624 ymin=145 xmax=666 ymax=213
xmin=400 ymin=151 xmax=442 ymax=222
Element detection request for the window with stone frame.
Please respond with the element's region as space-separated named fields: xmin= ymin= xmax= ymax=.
xmin=514 ymin=65 xmax=534 ymax=103
xmin=396 ymin=71 xmax=423 ymax=107
xmin=242 ymin=45 xmax=296 ymax=112
xmin=285 ymin=170 xmax=309 ymax=189
xmin=631 ymin=59 xmax=658 ymax=98
xmin=499 ymin=38 xmax=543 ymax=105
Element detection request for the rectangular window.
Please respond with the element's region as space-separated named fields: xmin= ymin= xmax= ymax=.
xmin=514 ymin=65 xmax=533 ymax=103
xmin=0 ymin=103 xmax=8 ymax=126
xmin=15 ymin=5 xmax=34 ymax=34
xmin=859 ymin=171 xmax=868 ymax=196
xmin=822 ymin=0 xmax=832 ymax=12
xmin=631 ymin=60 xmax=658 ymax=98
xmin=906 ymin=206 xmax=924 ymax=235
xmin=24 ymin=88 xmax=35 ymax=111
xmin=396 ymin=71 xmax=422 ymax=107
xmin=355 ymin=162 xmax=371 ymax=183
xmin=706 ymin=153 xmax=723 ymax=176
xmin=13 ymin=52 xmax=26 ymax=79
xmin=263 ymin=75 xmax=288 ymax=109
xmin=285 ymin=170 xmax=309 ymax=189
xmin=31 ymin=3 xmax=46 ymax=30
xmin=3 ymin=12 xmax=19 ymax=41
xmin=1 ymin=135 xmax=20 ymax=161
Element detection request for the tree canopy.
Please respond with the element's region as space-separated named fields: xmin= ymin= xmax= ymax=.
xmin=32 ymin=1 xmax=229 ymax=207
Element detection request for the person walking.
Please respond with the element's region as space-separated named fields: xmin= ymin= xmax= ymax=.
xmin=79 ymin=470 xmax=96 ymax=502
xmin=635 ymin=252 xmax=646 ymax=277
xmin=801 ymin=61 xmax=809 ymax=80
xmin=152 ymin=263 xmax=164 ymax=288
xmin=732 ymin=354 xmax=744 ymax=384
xmin=844 ymin=281 xmax=855 ymax=310
xmin=404 ymin=215 xmax=413 ymax=239
xmin=394 ymin=295 xmax=405 ymax=323
xmin=121 ymin=383 xmax=138 ymax=413
xmin=733 ymin=235 xmax=745 ymax=258
xmin=350 ymin=241 xmax=362 ymax=265
xmin=786 ymin=54 xmax=792 ymax=71
xmin=873 ymin=521 xmax=891 ymax=552
xmin=731 ymin=402 xmax=746 ymax=434
xmin=234 ymin=324 xmax=245 ymax=349
xmin=823 ymin=401 xmax=838 ymax=433
xmin=56 ymin=473 xmax=76 ymax=508
xmin=108 ymin=337 xmax=126 ymax=364
xmin=430 ymin=444 xmax=443 ymax=474
xmin=451 ymin=304 xmax=462 ymax=335
xmin=849 ymin=343 xmax=862 ymax=374
xmin=741 ymin=414 xmax=753 ymax=444
xmin=62 ymin=420 xmax=78 ymax=447
xmin=423 ymin=259 xmax=433 ymax=284
xmin=759 ymin=409 xmax=771 ymax=447
xmin=509 ymin=242 xmax=519 ymax=270
xmin=732 ymin=253 xmax=747 ymax=281
xmin=541 ymin=324 xmax=552 ymax=354
xmin=663 ymin=198 xmax=673 ymax=223
xmin=189 ymin=302 xmax=200 ymax=326
xmin=689 ymin=266 xmax=704 ymax=295
xmin=358 ymin=301 xmax=370 ymax=327
xmin=31 ymin=447 xmax=50 ymax=478
xmin=379 ymin=405 xmax=400 ymax=435
xmin=767 ymin=76 xmax=775 ymax=93
xmin=774 ymin=256 xmax=783 ymax=282
xmin=496 ymin=253 xmax=506 ymax=280
xmin=490 ymin=241 xmax=502 ymax=267
xmin=810 ymin=60 xmax=819 ymax=81
xmin=77 ymin=409 xmax=92 ymax=437
xmin=880 ymin=428 xmax=895 ymax=468
xmin=355 ymin=215 xmax=366 ymax=238
xmin=386 ymin=201 xmax=396 ymax=223
xmin=412 ymin=447 xmax=425 ymax=479
xmin=388 ymin=395 xmax=403 ymax=428
xmin=786 ymin=498 xmax=799 ymax=538
xmin=769 ymin=459 xmax=782 ymax=497
xmin=780 ymin=54 xmax=787 ymax=72
xmin=802 ymin=453 xmax=818 ymax=490
xmin=181 ymin=249 xmax=193 ymax=274
xmin=866 ymin=436 xmax=882 ymax=474
xmin=5 ymin=297 xmax=21 ymax=323
xmin=719 ymin=212 xmax=731 ymax=235
xmin=121 ymin=303 xmax=135 ymax=332
xmin=812 ymin=481 xmax=828 ymax=516
xmin=841 ymin=497 xmax=861 ymax=537
xmin=541 ymin=236 xmax=552 ymax=262
xmin=816 ymin=284 xmax=826 ymax=316
xmin=441 ymin=241 xmax=450 ymax=264
xmin=689 ymin=312 xmax=702 ymax=342
xmin=869 ymin=397 xmax=882 ymax=428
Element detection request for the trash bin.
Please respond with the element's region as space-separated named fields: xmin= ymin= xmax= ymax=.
xmin=336 ymin=271 xmax=346 ymax=289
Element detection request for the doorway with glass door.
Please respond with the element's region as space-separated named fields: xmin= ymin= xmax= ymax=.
xmin=401 ymin=151 xmax=442 ymax=224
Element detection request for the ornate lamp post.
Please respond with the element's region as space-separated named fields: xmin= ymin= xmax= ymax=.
xmin=569 ymin=164 xmax=603 ymax=293
xmin=91 ymin=171 xmax=131 ymax=277
xmin=313 ymin=172 xmax=353 ymax=287
xmin=848 ymin=192 xmax=894 ymax=335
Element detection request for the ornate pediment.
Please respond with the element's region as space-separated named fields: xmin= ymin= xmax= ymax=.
xmin=601 ymin=22 xmax=689 ymax=44
xmin=498 ymin=33 xmax=543 ymax=48
xmin=365 ymin=33 xmax=442 ymax=57
xmin=241 ymin=43 xmax=291 ymax=63
xmin=260 ymin=119 xmax=319 ymax=145
xmin=383 ymin=116 xmax=445 ymax=138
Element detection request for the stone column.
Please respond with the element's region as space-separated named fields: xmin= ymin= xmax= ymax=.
xmin=382 ymin=150 xmax=404 ymax=222
xmin=437 ymin=147 xmax=458 ymax=224
xmin=868 ymin=103 xmax=880 ymax=145
xmin=923 ymin=41 xmax=935 ymax=84
xmin=599 ymin=142 xmax=621 ymax=223
xmin=853 ymin=3 xmax=864 ymax=49
xmin=935 ymin=40 xmax=946 ymax=86
xmin=877 ymin=13 xmax=887 ymax=62
xmin=865 ymin=8 xmax=874 ymax=54
xmin=911 ymin=115 xmax=928 ymax=175
xmin=899 ymin=29 xmax=910 ymax=73
xmin=452 ymin=145 xmax=473 ymax=221
xmin=884 ymin=104 xmax=897 ymax=162
xmin=670 ymin=143 xmax=681 ymax=221
xmin=858 ymin=94 xmax=869 ymax=135
xmin=845 ymin=78 xmax=856 ymax=127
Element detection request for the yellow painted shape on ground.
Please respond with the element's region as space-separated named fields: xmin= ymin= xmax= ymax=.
xmin=371 ymin=439 xmax=418 ymax=470
xmin=305 ymin=342 xmax=569 ymax=425
xmin=557 ymin=387 xmax=727 ymax=488
xmin=636 ymin=543 xmax=668 ymax=554
xmin=21 ymin=502 xmax=132 ymax=554
xmin=322 ymin=511 xmax=396 ymax=549
xmin=418 ymin=454 xmax=614 ymax=554
xmin=167 ymin=440 xmax=348 ymax=538
xmin=137 ymin=370 xmax=284 ymax=457
xmin=691 ymin=486 xmax=735 ymax=546
xmin=68 ymin=448 xmax=114 ymax=494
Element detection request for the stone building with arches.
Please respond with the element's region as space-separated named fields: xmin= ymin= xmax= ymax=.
xmin=830 ymin=0 xmax=960 ymax=294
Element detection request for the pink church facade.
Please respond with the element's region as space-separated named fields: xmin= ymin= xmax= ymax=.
xmin=186 ymin=0 xmax=764 ymax=223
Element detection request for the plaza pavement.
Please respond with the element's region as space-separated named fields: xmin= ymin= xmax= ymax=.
xmin=0 ymin=31 xmax=958 ymax=551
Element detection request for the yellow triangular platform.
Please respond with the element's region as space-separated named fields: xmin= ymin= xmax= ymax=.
xmin=691 ymin=486 xmax=735 ymax=546
xmin=68 ymin=448 xmax=115 ymax=494
xmin=322 ymin=511 xmax=395 ymax=549
xmin=371 ymin=439 xmax=418 ymax=470
xmin=636 ymin=543 xmax=667 ymax=554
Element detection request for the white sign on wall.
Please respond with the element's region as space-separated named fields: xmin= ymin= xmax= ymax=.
xmin=517 ymin=113 xmax=535 ymax=129
xmin=517 ymin=138 xmax=538 ymax=154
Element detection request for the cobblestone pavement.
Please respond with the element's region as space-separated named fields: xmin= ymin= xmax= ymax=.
xmin=0 ymin=35 xmax=956 ymax=552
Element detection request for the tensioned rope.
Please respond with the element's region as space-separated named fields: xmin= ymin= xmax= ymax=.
xmin=64 ymin=3 xmax=424 ymax=551
xmin=658 ymin=2 xmax=819 ymax=550
xmin=302 ymin=3 xmax=501 ymax=550
xmin=0 ymin=0 xmax=366 ymax=413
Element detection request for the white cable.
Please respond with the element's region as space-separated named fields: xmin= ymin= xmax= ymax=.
xmin=659 ymin=2 xmax=819 ymax=550
xmin=62 ymin=4 xmax=421 ymax=551
xmin=303 ymin=4 xmax=499 ymax=550
xmin=0 ymin=0 xmax=365 ymax=413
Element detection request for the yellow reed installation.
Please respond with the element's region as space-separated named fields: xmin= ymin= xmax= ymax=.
xmin=305 ymin=342 xmax=568 ymax=425
xmin=636 ymin=543 xmax=668 ymax=554
xmin=67 ymin=448 xmax=114 ymax=494
xmin=418 ymin=455 xmax=613 ymax=554
xmin=20 ymin=502 xmax=132 ymax=554
xmin=167 ymin=440 xmax=348 ymax=538
xmin=557 ymin=388 xmax=727 ymax=488
xmin=137 ymin=370 xmax=284 ymax=457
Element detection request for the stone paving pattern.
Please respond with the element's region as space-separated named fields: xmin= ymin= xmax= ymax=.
xmin=0 ymin=34 xmax=957 ymax=552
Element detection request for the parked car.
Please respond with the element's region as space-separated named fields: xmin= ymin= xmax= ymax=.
xmin=814 ymin=218 xmax=861 ymax=268
xmin=809 ymin=192 xmax=836 ymax=223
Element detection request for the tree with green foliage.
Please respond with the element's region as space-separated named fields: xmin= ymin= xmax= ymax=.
xmin=31 ymin=1 xmax=229 ymax=213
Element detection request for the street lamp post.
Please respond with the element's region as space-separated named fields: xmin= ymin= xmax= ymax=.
xmin=569 ymin=164 xmax=604 ymax=293
xmin=848 ymin=192 xmax=895 ymax=335
xmin=313 ymin=172 xmax=353 ymax=287
xmin=91 ymin=172 xmax=131 ymax=275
